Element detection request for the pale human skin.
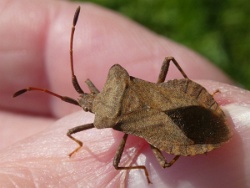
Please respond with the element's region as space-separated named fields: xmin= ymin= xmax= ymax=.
xmin=0 ymin=0 xmax=250 ymax=187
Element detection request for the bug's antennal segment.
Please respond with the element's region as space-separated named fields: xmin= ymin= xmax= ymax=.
xmin=70 ymin=6 xmax=84 ymax=94
xmin=13 ymin=87 xmax=80 ymax=106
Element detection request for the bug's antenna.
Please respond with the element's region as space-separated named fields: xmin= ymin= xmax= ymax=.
xmin=12 ymin=7 xmax=84 ymax=107
xmin=70 ymin=6 xmax=84 ymax=94
xmin=13 ymin=87 xmax=80 ymax=106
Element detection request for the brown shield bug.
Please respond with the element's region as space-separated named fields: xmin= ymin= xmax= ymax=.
xmin=13 ymin=6 xmax=232 ymax=183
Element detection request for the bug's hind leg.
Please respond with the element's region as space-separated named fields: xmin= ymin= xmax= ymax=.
xmin=157 ymin=56 xmax=189 ymax=83
xmin=113 ymin=134 xmax=152 ymax=184
xmin=150 ymin=144 xmax=180 ymax=168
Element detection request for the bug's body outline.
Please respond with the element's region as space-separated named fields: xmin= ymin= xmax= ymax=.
xmin=90 ymin=64 xmax=230 ymax=157
xmin=13 ymin=6 xmax=232 ymax=183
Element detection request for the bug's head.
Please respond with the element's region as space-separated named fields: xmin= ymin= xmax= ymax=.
xmin=72 ymin=77 xmax=99 ymax=113
xmin=78 ymin=92 xmax=96 ymax=113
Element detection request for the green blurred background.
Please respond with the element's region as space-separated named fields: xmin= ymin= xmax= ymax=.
xmin=72 ymin=0 xmax=250 ymax=89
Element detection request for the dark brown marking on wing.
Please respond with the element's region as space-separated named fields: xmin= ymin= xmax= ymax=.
xmin=165 ymin=106 xmax=230 ymax=144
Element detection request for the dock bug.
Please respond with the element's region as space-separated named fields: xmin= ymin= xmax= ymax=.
xmin=13 ymin=6 xmax=232 ymax=183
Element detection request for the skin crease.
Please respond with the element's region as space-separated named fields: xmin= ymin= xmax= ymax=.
xmin=0 ymin=0 xmax=250 ymax=187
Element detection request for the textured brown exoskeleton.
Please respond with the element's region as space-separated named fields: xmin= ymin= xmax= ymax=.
xmin=13 ymin=7 xmax=232 ymax=183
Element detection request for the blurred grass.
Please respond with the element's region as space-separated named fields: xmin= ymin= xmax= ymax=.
xmin=72 ymin=0 xmax=250 ymax=89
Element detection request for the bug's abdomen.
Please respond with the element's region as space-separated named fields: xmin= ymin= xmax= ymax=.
xmin=160 ymin=79 xmax=225 ymax=118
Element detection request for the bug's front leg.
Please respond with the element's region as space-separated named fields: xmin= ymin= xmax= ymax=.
xmin=113 ymin=134 xmax=152 ymax=184
xmin=67 ymin=123 xmax=94 ymax=157
xmin=157 ymin=56 xmax=189 ymax=83
xmin=150 ymin=144 xmax=180 ymax=168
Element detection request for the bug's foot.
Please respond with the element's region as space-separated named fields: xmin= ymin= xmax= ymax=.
xmin=68 ymin=146 xmax=82 ymax=157
xmin=212 ymin=89 xmax=221 ymax=96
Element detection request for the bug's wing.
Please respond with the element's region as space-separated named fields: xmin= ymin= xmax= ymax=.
xmin=114 ymin=109 xmax=194 ymax=155
xmin=114 ymin=107 xmax=231 ymax=156
xmin=129 ymin=78 xmax=226 ymax=119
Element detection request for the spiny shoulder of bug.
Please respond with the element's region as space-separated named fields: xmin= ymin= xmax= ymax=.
xmin=75 ymin=63 xmax=128 ymax=114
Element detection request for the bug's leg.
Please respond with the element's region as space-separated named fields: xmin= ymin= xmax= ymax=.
xmin=113 ymin=134 xmax=152 ymax=184
xmin=67 ymin=123 xmax=94 ymax=157
xmin=150 ymin=144 xmax=180 ymax=168
xmin=212 ymin=89 xmax=221 ymax=97
xmin=157 ymin=56 xmax=189 ymax=83
xmin=85 ymin=79 xmax=100 ymax=94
